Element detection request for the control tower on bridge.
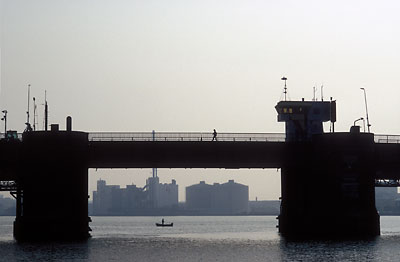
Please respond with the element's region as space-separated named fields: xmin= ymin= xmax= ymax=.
xmin=275 ymin=99 xmax=336 ymax=142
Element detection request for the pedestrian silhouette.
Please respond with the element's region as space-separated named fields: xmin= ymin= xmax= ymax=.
xmin=212 ymin=129 xmax=217 ymax=141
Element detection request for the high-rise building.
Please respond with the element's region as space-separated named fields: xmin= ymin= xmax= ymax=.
xmin=186 ymin=181 xmax=213 ymax=210
xmin=375 ymin=187 xmax=400 ymax=215
xmin=93 ymin=179 xmax=121 ymax=215
xmin=92 ymin=177 xmax=178 ymax=215
xmin=186 ymin=180 xmax=249 ymax=215
xmin=146 ymin=177 xmax=178 ymax=208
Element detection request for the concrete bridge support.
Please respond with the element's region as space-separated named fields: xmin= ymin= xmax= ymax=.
xmin=13 ymin=130 xmax=90 ymax=241
xmin=278 ymin=132 xmax=380 ymax=238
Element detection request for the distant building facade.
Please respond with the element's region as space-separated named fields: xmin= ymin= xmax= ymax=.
xmin=0 ymin=195 xmax=15 ymax=215
xmin=92 ymin=178 xmax=178 ymax=215
xmin=248 ymin=200 xmax=280 ymax=215
xmin=186 ymin=180 xmax=249 ymax=215
xmin=375 ymin=187 xmax=400 ymax=215
xmin=146 ymin=177 xmax=178 ymax=208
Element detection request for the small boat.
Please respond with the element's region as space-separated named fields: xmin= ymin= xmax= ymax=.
xmin=156 ymin=219 xmax=173 ymax=227
xmin=156 ymin=222 xmax=173 ymax=227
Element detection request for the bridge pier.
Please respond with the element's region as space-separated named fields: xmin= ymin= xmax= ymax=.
xmin=14 ymin=130 xmax=90 ymax=241
xmin=278 ymin=132 xmax=380 ymax=238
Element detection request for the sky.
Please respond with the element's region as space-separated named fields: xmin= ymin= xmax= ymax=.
xmin=1 ymin=0 xmax=400 ymax=201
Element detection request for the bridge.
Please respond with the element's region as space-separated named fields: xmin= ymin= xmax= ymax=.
xmin=0 ymin=100 xmax=400 ymax=241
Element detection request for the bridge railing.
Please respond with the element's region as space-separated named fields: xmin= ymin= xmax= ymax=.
xmin=0 ymin=181 xmax=17 ymax=192
xmin=374 ymin=134 xmax=400 ymax=144
xmin=375 ymin=179 xmax=400 ymax=187
xmin=89 ymin=132 xmax=400 ymax=143
xmin=88 ymin=132 xmax=286 ymax=142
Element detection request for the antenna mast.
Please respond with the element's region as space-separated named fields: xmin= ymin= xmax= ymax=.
xmin=321 ymin=85 xmax=324 ymax=101
xmin=27 ymin=84 xmax=30 ymax=124
xmin=281 ymin=77 xmax=288 ymax=101
xmin=44 ymin=90 xmax=48 ymax=131
xmin=313 ymin=86 xmax=316 ymax=101
xmin=24 ymin=84 xmax=33 ymax=132
xmin=33 ymin=97 xmax=38 ymax=131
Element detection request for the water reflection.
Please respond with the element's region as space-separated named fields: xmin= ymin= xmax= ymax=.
xmin=0 ymin=216 xmax=399 ymax=261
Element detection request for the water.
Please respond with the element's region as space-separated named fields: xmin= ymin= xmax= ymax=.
xmin=1 ymin=216 xmax=400 ymax=261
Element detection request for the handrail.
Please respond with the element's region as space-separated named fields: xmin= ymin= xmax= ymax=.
xmin=88 ymin=132 xmax=286 ymax=142
xmin=375 ymin=179 xmax=400 ymax=187
xmin=374 ymin=134 xmax=400 ymax=144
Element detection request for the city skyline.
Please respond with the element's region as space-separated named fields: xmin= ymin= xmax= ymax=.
xmin=91 ymin=177 xmax=250 ymax=216
xmin=90 ymin=169 xmax=279 ymax=202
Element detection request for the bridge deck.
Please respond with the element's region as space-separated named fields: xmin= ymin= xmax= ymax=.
xmin=0 ymin=131 xmax=399 ymax=176
xmin=88 ymin=141 xmax=287 ymax=169
xmin=87 ymin=132 xmax=400 ymax=176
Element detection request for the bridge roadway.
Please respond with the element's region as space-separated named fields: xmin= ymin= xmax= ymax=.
xmin=88 ymin=132 xmax=287 ymax=168
xmin=374 ymin=142 xmax=400 ymax=180
xmin=88 ymin=141 xmax=288 ymax=168
xmin=86 ymin=132 xmax=400 ymax=182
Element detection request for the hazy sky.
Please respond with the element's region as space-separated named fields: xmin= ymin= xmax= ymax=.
xmin=1 ymin=0 xmax=400 ymax=201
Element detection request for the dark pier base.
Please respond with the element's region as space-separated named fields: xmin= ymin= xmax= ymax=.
xmin=14 ymin=130 xmax=90 ymax=242
xmin=278 ymin=132 xmax=380 ymax=239
xmin=14 ymin=217 xmax=90 ymax=241
xmin=278 ymin=207 xmax=380 ymax=239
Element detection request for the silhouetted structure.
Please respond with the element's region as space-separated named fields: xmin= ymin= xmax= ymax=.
xmin=0 ymin=97 xmax=400 ymax=241
xmin=186 ymin=180 xmax=248 ymax=215
xmin=92 ymin=178 xmax=178 ymax=215
xmin=11 ymin=128 xmax=90 ymax=241
xmin=248 ymin=200 xmax=280 ymax=215
xmin=275 ymin=99 xmax=382 ymax=238
xmin=375 ymin=187 xmax=400 ymax=215
xmin=0 ymin=195 xmax=16 ymax=215
xmin=146 ymin=177 xmax=178 ymax=209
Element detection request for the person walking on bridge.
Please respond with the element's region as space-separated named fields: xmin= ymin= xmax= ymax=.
xmin=212 ymin=129 xmax=217 ymax=141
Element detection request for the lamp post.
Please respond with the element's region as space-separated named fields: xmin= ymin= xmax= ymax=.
xmin=354 ymin=117 xmax=364 ymax=127
xmin=362 ymin=118 xmax=366 ymax=132
xmin=281 ymin=77 xmax=288 ymax=101
xmin=1 ymin=110 xmax=7 ymax=136
xmin=360 ymin=87 xmax=371 ymax=133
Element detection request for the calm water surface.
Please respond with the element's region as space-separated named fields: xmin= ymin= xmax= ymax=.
xmin=1 ymin=216 xmax=400 ymax=261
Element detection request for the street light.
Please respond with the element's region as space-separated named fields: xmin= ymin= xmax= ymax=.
xmin=281 ymin=77 xmax=288 ymax=101
xmin=354 ymin=117 xmax=364 ymax=127
xmin=1 ymin=110 xmax=7 ymax=136
xmin=360 ymin=87 xmax=371 ymax=133
xmin=361 ymin=118 xmax=366 ymax=132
